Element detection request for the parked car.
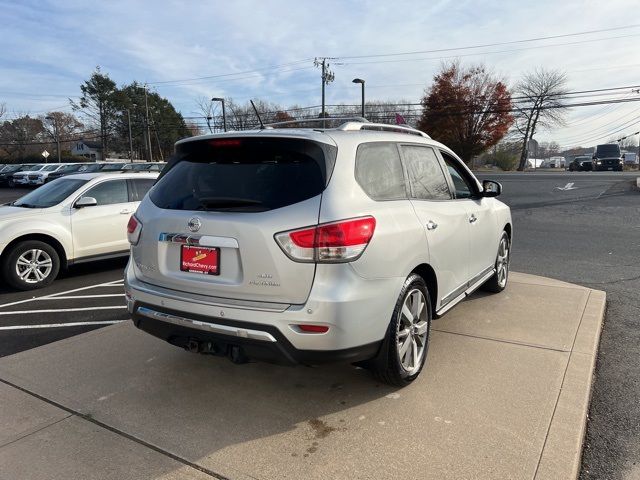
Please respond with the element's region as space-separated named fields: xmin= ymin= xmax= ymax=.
xmin=122 ymin=162 xmax=165 ymax=173
xmin=0 ymin=164 xmax=40 ymax=187
xmin=44 ymin=163 xmax=88 ymax=182
xmin=125 ymin=121 xmax=512 ymax=386
xmin=593 ymin=144 xmax=623 ymax=171
xmin=0 ymin=172 xmax=158 ymax=290
xmin=568 ymin=156 xmax=592 ymax=171
xmin=98 ymin=162 xmax=128 ymax=172
xmin=27 ymin=163 xmax=79 ymax=186
xmin=11 ymin=164 xmax=51 ymax=187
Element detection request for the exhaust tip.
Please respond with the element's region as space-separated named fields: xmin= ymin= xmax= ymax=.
xmin=229 ymin=345 xmax=248 ymax=364
xmin=186 ymin=339 xmax=200 ymax=353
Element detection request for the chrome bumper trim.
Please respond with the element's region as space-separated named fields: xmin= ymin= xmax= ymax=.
xmin=136 ymin=306 xmax=277 ymax=342
xmin=158 ymin=233 xmax=239 ymax=249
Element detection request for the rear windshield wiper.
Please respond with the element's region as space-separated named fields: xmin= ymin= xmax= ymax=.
xmin=197 ymin=197 xmax=266 ymax=210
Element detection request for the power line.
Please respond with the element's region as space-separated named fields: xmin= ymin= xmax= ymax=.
xmin=146 ymin=59 xmax=313 ymax=86
xmin=335 ymin=24 xmax=640 ymax=59
xmin=339 ymin=33 xmax=640 ymax=66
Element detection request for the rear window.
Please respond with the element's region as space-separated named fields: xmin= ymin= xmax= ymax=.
xmin=355 ymin=142 xmax=407 ymax=200
xmin=151 ymin=137 xmax=336 ymax=212
xmin=595 ymin=144 xmax=620 ymax=157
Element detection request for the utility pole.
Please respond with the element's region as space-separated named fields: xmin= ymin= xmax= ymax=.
xmin=45 ymin=115 xmax=61 ymax=163
xmin=314 ymin=58 xmax=335 ymax=123
xmin=144 ymin=84 xmax=153 ymax=162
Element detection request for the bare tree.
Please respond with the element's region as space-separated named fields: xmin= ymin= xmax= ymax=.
xmin=41 ymin=111 xmax=85 ymax=151
xmin=0 ymin=103 xmax=5 ymax=120
xmin=195 ymin=96 xmax=215 ymax=133
xmin=514 ymin=69 xmax=569 ymax=170
xmin=0 ymin=115 xmax=45 ymax=159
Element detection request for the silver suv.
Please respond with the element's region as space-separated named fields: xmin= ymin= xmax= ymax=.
xmin=125 ymin=121 xmax=512 ymax=386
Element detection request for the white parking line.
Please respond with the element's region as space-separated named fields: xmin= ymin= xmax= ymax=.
xmin=0 ymin=279 xmax=125 ymax=309
xmin=36 ymin=294 xmax=125 ymax=300
xmin=0 ymin=306 xmax=126 ymax=316
xmin=0 ymin=320 xmax=126 ymax=330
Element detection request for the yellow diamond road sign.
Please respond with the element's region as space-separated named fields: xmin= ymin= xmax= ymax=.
xmin=41 ymin=150 xmax=50 ymax=159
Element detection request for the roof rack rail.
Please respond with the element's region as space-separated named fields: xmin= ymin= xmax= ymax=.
xmin=265 ymin=116 xmax=369 ymax=128
xmin=336 ymin=122 xmax=430 ymax=138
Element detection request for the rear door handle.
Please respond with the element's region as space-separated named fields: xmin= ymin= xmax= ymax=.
xmin=426 ymin=220 xmax=438 ymax=231
xmin=469 ymin=214 xmax=477 ymax=224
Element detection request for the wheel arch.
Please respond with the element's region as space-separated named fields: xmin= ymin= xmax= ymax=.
xmin=504 ymin=222 xmax=512 ymax=240
xmin=410 ymin=263 xmax=438 ymax=315
xmin=1 ymin=234 xmax=69 ymax=269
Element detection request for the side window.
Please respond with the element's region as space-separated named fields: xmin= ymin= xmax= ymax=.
xmin=440 ymin=152 xmax=475 ymax=199
xmin=355 ymin=143 xmax=407 ymax=200
xmin=129 ymin=178 xmax=155 ymax=201
xmin=401 ymin=145 xmax=451 ymax=200
xmin=84 ymin=180 xmax=129 ymax=206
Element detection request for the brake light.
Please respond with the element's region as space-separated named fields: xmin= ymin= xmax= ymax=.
xmin=210 ymin=139 xmax=242 ymax=147
xmin=127 ymin=215 xmax=142 ymax=245
xmin=275 ymin=216 xmax=376 ymax=263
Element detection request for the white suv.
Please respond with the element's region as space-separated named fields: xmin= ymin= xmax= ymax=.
xmin=0 ymin=172 xmax=158 ymax=290
xmin=125 ymin=121 xmax=512 ymax=385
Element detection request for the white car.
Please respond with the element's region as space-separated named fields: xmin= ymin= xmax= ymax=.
xmin=0 ymin=172 xmax=158 ymax=290
xmin=28 ymin=164 xmax=80 ymax=185
xmin=11 ymin=164 xmax=49 ymax=186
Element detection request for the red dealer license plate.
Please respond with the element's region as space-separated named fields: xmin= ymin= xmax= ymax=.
xmin=180 ymin=245 xmax=220 ymax=275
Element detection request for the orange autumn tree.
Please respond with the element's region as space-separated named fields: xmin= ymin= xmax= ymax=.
xmin=417 ymin=61 xmax=513 ymax=164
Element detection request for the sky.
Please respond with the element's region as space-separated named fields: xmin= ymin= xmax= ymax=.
xmin=1 ymin=0 xmax=639 ymax=149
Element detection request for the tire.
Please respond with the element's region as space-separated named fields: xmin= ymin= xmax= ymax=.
xmin=481 ymin=231 xmax=510 ymax=293
xmin=368 ymin=274 xmax=432 ymax=387
xmin=1 ymin=240 xmax=60 ymax=290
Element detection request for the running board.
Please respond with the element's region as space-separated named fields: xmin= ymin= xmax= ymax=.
xmin=435 ymin=268 xmax=496 ymax=317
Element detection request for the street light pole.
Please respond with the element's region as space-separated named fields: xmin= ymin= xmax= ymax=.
xmin=144 ymin=85 xmax=153 ymax=161
xmin=45 ymin=115 xmax=61 ymax=163
xmin=127 ymin=109 xmax=134 ymax=162
xmin=211 ymin=98 xmax=226 ymax=132
xmin=352 ymin=78 xmax=365 ymax=118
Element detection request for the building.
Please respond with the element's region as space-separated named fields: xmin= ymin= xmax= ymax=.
xmin=71 ymin=140 xmax=103 ymax=161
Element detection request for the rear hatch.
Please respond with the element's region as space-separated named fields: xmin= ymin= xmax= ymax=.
xmin=133 ymin=135 xmax=337 ymax=306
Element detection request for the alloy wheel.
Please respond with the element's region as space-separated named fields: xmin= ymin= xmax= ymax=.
xmin=396 ymin=288 xmax=429 ymax=374
xmin=496 ymin=236 xmax=510 ymax=288
xmin=16 ymin=249 xmax=53 ymax=284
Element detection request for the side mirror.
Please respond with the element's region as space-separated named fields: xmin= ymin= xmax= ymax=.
xmin=482 ymin=180 xmax=502 ymax=197
xmin=74 ymin=196 xmax=98 ymax=208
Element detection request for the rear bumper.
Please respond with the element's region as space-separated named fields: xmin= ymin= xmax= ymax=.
xmin=131 ymin=302 xmax=381 ymax=365
xmin=125 ymin=259 xmax=403 ymax=363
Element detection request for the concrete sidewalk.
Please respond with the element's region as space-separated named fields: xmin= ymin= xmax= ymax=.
xmin=0 ymin=272 xmax=605 ymax=480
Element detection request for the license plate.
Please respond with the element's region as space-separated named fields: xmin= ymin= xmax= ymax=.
xmin=180 ymin=245 xmax=219 ymax=275
xmin=607 ymin=167 xmax=613 ymax=170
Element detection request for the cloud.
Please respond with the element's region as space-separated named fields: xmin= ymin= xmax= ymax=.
xmin=1 ymin=0 xmax=639 ymax=145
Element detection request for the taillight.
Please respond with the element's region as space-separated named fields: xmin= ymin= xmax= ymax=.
xmin=127 ymin=215 xmax=142 ymax=245
xmin=275 ymin=216 xmax=375 ymax=263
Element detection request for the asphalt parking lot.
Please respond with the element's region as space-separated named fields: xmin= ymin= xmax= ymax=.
xmin=475 ymin=170 xmax=640 ymax=480
xmin=0 ymin=170 xmax=638 ymax=479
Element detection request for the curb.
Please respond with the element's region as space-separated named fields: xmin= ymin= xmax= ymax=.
xmin=534 ymin=289 xmax=606 ymax=480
